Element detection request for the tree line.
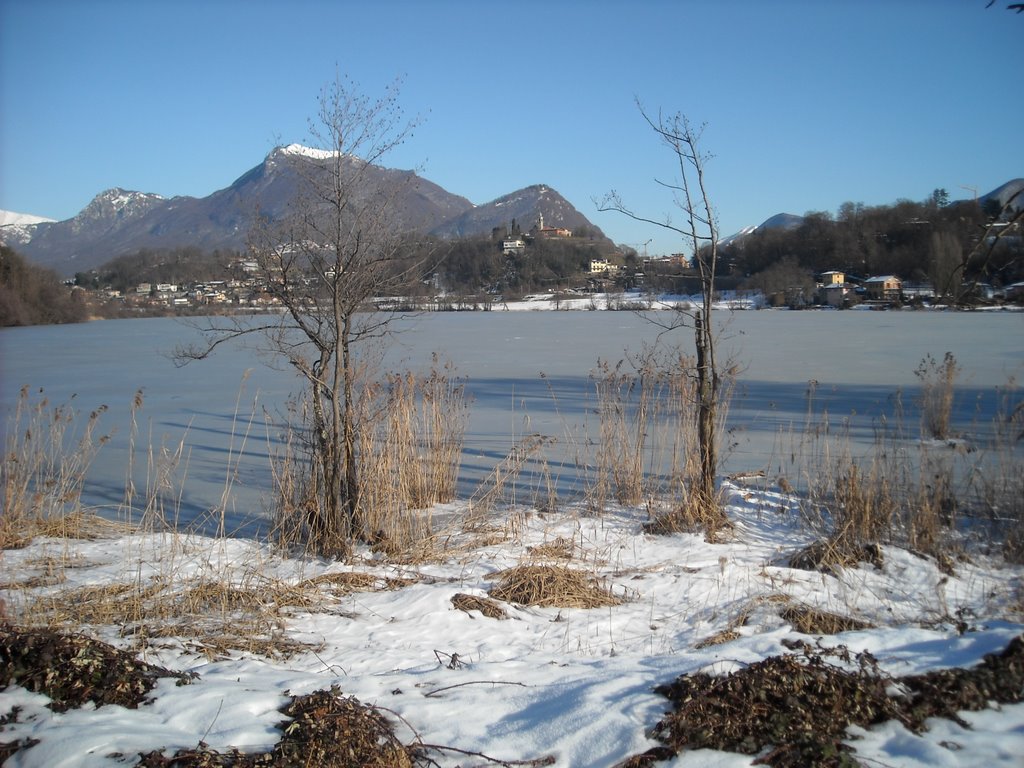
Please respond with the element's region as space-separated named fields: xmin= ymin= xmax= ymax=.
xmin=423 ymin=234 xmax=610 ymax=298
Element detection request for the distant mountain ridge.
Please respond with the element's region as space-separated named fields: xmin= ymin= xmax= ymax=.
xmin=721 ymin=179 xmax=1024 ymax=247
xmin=1 ymin=145 xmax=608 ymax=276
xmin=4 ymin=158 xmax=1020 ymax=277
xmin=719 ymin=212 xmax=803 ymax=247
xmin=978 ymin=178 xmax=1024 ymax=211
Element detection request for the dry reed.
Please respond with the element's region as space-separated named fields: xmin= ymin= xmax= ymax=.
xmin=587 ymin=346 xmax=735 ymax=538
xmin=589 ymin=349 xmax=704 ymax=511
xmin=1 ymin=387 xmax=113 ymax=548
xmin=269 ymin=358 xmax=468 ymax=558
xmin=915 ymin=351 xmax=960 ymax=440
xmin=788 ymin=372 xmax=980 ymax=564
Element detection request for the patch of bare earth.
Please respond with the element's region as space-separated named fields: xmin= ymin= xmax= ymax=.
xmin=0 ymin=625 xmax=194 ymax=761
xmin=137 ymin=687 xmax=416 ymax=768
xmin=617 ymin=634 xmax=1024 ymax=767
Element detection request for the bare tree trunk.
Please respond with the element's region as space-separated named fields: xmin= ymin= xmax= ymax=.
xmin=339 ymin=323 xmax=360 ymax=541
xmin=694 ymin=312 xmax=717 ymax=513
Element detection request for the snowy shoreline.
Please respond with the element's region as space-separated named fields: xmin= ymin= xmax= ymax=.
xmin=2 ymin=484 xmax=1022 ymax=767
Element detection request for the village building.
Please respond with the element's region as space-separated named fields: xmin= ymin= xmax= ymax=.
xmin=502 ymin=238 xmax=526 ymax=255
xmin=533 ymin=213 xmax=572 ymax=239
xmin=864 ymin=275 xmax=902 ymax=301
xmin=819 ymin=270 xmax=846 ymax=285
xmin=819 ymin=282 xmax=855 ymax=307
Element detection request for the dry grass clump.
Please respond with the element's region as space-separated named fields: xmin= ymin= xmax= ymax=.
xmin=3 ymin=560 xmax=424 ymax=662
xmin=976 ymin=380 xmax=1024 ymax=563
xmin=25 ymin=581 xmax=167 ymax=626
xmin=526 ymin=536 xmax=575 ymax=560
xmin=177 ymin=580 xmax=318 ymax=613
xmin=22 ymin=578 xmax=300 ymax=627
xmin=694 ymin=628 xmax=741 ymax=649
xmin=2 ymin=511 xmax=125 ymax=550
xmin=799 ymin=449 xmax=963 ymax=568
xmin=784 ymin=362 xmax=974 ymax=564
xmin=489 ymin=564 xmax=623 ymax=609
xmin=6 ymin=576 xmax=324 ymax=660
xmin=301 ymin=571 xmax=416 ymax=595
xmin=780 ymin=603 xmax=875 ymax=635
xmin=631 ymin=634 xmax=1024 ymax=767
xmin=451 ymin=592 xmax=509 ymax=620
xmin=789 ymin=540 xmax=884 ymax=574
xmin=693 ymin=595 xmax=795 ymax=649
xmin=0 ymin=573 xmax=65 ymax=591
xmin=465 ymin=434 xmax=555 ymax=524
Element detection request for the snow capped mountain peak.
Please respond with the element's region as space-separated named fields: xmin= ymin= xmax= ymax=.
xmin=0 ymin=209 xmax=53 ymax=246
xmin=87 ymin=187 xmax=164 ymax=210
xmin=719 ymin=213 xmax=804 ymax=247
xmin=274 ymin=144 xmax=338 ymax=161
xmin=0 ymin=209 xmax=54 ymax=227
xmin=66 ymin=188 xmax=167 ymax=237
xmin=718 ymin=224 xmax=758 ymax=248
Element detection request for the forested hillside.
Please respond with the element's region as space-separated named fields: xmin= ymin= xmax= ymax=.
xmin=0 ymin=246 xmax=88 ymax=326
xmin=723 ymin=190 xmax=1022 ymax=293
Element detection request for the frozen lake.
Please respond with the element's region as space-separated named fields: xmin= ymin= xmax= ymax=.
xmin=2 ymin=309 xmax=1022 ymax=535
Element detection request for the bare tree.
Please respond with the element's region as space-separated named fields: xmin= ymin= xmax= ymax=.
xmin=928 ymin=230 xmax=963 ymax=300
xmin=950 ymin=188 xmax=1024 ymax=305
xmin=177 ymin=75 xmax=424 ymax=555
xmin=986 ymin=1 xmax=1024 ymax=13
xmin=598 ymin=104 xmax=728 ymax=533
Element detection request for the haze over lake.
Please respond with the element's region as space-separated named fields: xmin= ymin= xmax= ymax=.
xmin=3 ymin=310 xmax=1021 ymax=535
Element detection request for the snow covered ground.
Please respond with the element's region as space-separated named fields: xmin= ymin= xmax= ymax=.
xmin=453 ymin=289 xmax=766 ymax=312
xmin=2 ymin=480 xmax=1022 ymax=767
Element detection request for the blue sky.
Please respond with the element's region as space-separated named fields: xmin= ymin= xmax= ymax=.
xmin=1 ymin=0 xmax=1020 ymax=256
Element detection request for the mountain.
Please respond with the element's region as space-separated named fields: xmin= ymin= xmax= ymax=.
xmin=0 ymin=210 xmax=56 ymax=251
xmin=720 ymin=212 xmax=804 ymax=247
xmin=978 ymin=178 xmax=1024 ymax=213
xmin=2 ymin=146 xmax=606 ymax=277
xmin=0 ymin=210 xmax=54 ymax=227
xmin=428 ymin=184 xmax=605 ymax=241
